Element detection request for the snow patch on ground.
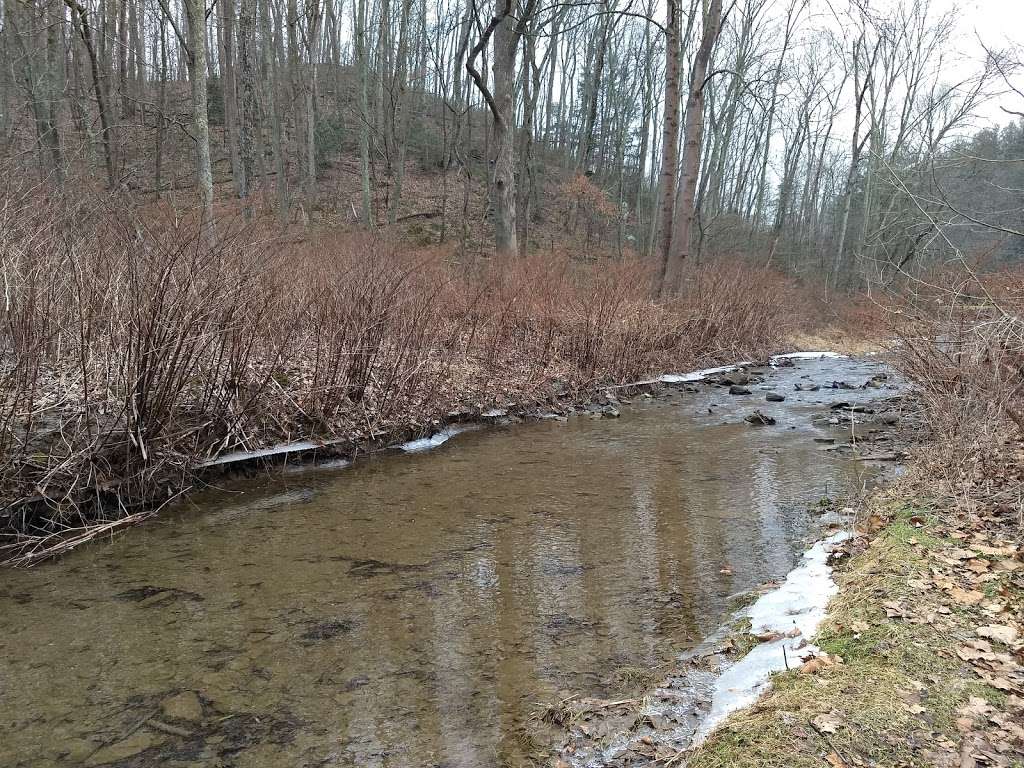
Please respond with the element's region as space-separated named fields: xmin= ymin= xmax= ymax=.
xmin=694 ymin=530 xmax=851 ymax=741
xmin=770 ymin=351 xmax=846 ymax=362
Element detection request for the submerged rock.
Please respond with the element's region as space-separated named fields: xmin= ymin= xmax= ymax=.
xmin=161 ymin=690 xmax=203 ymax=722
xmin=84 ymin=731 xmax=165 ymax=766
xmin=586 ymin=403 xmax=620 ymax=418
xmin=729 ymin=385 xmax=752 ymax=395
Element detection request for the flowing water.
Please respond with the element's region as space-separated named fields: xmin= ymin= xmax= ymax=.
xmin=0 ymin=356 xmax=900 ymax=768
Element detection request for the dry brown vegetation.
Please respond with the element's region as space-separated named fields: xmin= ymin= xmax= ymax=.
xmin=891 ymin=267 xmax=1024 ymax=523
xmin=0 ymin=181 xmax=810 ymax=562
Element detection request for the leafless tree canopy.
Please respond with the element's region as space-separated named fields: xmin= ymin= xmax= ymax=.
xmin=0 ymin=0 xmax=1018 ymax=288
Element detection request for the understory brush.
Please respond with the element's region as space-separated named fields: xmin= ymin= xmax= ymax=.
xmin=891 ymin=267 xmax=1024 ymax=528
xmin=1 ymin=190 xmax=805 ymax=561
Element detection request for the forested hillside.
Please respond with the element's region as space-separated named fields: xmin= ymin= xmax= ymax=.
xmin=2 ymin=0 xmax=1021 ymax=288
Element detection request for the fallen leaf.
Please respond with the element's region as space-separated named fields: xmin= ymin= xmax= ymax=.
xmin=884 ymin=600 xmax=908 ymax=618
xmin=800 ymin=659 xmax=823 ymax=675
xmin=972 ymin=544 xmax=1017 ymax=557
xmin=950 ymin=587 xmax=985 ymax=605
xmin=946 ymin=548 xmax=979 ymax=561
xmin=977 ymin=625 xmax=1019 ymax=645
xmin=825 ymin=750 xmax=848 ymax=768
xmin=812 ymin=713 xmax=845 ymax=734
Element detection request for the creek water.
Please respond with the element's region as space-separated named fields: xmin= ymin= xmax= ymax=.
xmin=0 ymin=356 xmax=899 ymax=768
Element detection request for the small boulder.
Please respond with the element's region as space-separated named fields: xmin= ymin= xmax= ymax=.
xmin=745 ymin=410 xmax=776 ymax=425
xmin=728 ymin=385 xmax=752 ymax=395
xmin=722 ymin=371 xmax=750 ymax=385
xmin=863 ymin=373 xmax=889 ymax=388
xmin=765 ymin=392 xmax=785 ymax=402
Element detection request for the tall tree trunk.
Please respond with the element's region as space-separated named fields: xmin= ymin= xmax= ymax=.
xmin=466 ymin=0 xmax=535 ymax=259
xmin=117 ymin=0 xmax=129 ymax=117
xmin=662 ymin=0 xmax=723 ymax=296
xmin=354 ymin=0 xmax=373 ymax=226
xmin=387 ymin=0 xmax=413 ymax=223
xmin=261 ymin=0 xmax=289 ymax=223
xmin=65 ymin=0 xmax=116 ymax=188
xmin=577 ymin=1 xmax=609 ymax=173
xmin=186 ymin=0 xmax=215 ymax=240
xmin=220 ymin=0 xmax=244 ymax=198
xmin=654 ymin=0 xmax=681 ymax=290
xmin=237 ymin=0 xmax=259 ymax=217
xmin=490 ymin=4 xmax=518 ymax=258
xmin=155 ymin=12 xmax=167 ymax=196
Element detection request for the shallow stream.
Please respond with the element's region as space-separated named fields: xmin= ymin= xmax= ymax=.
xmin=0 ymin=356 xmax=901 ymax=767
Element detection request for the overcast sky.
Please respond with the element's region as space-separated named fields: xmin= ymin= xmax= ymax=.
xmin=941 ymin=0 xmax=1023 ymax=125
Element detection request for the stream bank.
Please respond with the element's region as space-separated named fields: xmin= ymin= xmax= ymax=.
xmin=687 ymin=490 xmax=1024 ymax=768
xmin=0 ymin=354 xmax=905 ymax=768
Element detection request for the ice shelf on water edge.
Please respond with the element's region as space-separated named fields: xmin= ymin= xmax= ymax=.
xmin=397 ymin=424 xmax=480 ymax=453
xmin=198 ymin=423 xmax=480 ymax=470
xmin=693 ymin=530 xmax=852 ymax=742
xmin=566 ymin=529 xmax=855 ymax=768
xmin=655 ymin=351 xmax=844 ymax=385
xmin=199 ymin=439 xmax=345 ymax=467
xmin=658 ymin=363 xmax=751 ymax=384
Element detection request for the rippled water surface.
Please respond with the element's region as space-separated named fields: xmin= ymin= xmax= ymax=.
xmin=0 ymin=357 xmax=897 ymax=767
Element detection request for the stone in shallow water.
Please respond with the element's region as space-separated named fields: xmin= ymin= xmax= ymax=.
xmin=84 ymin=731 xmax=165 ymax=766
xmin=161 ymin=690 xmax=203 ymax=721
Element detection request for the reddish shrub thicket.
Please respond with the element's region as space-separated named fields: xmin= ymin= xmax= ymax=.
xmin=0 ymin=190 xmax=807 ymax=556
